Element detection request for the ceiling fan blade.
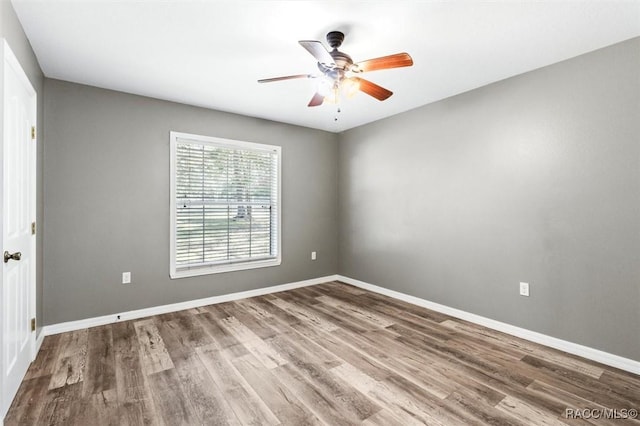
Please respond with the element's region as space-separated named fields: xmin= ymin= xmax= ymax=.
xmin=258 ymin=74 xmax=312 ymax=83
xmin=299 ymin=40 xmax=335 ymax=65
xmin=308 ymin=92 xmax=324 ymax=107
xmin=350 ymin=77 xmax=393 ymax=101
xmin=354 ymin=53 xmax=413 ymax=73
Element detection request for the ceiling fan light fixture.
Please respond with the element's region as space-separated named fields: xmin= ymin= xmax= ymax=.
xmin=342 ymin=78 xmax=360 ymax=99
xmin=317 ymin=76 xmax=336 ymax=97
xmin=323 ymin=90 xmax=340 ymax=105
xmin=317 ymin=76 xmax=358 ymax=105
xmin=321 ymin=82 xmax=340 ymax=105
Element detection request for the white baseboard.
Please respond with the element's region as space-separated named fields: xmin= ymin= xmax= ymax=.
xmin=43 ymin=275 xmax=339 ymax=336
xmin=39 ymin=273 xmax=639 ymax=376
xmin=337 ymin=275 xmax=640 ymax=376
xmin=35 ymin=329 xmax=45 ymax=355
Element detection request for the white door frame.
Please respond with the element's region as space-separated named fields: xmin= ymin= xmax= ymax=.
xmin=0 ymin=38 xmax=37 ymax=421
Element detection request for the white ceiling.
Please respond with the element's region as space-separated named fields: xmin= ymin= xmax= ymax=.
xmin=11 ymin=1 xmax=640 ymax=133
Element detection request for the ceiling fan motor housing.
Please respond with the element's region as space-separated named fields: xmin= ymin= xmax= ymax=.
xmin=330 ymin=50 xmax=353 ymax=69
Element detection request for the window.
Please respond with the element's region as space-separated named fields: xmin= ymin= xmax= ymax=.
xmin=170 ymin=132 xmax=281 ymax=278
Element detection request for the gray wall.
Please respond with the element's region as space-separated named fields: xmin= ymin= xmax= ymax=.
xmin=43 ymin=79 xmax=338 ymax=324
xmin=338 ymin=37 xmax=640 ymax=361
xmin=1 ymin=0 xmax=44 ymax=332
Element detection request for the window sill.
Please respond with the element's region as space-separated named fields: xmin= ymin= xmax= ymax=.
xmin=170 ymin=257 xmax=281 ymax=279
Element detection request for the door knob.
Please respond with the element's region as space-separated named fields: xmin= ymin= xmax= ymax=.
xmin=3 ymin=251 xmax=21 ymax=263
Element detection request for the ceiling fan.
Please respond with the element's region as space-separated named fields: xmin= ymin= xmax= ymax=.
xmin=258 ymin=31 xmax=413 ymax=107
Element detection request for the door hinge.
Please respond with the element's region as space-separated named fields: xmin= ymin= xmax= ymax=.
xmin=31 ymin=126 xmax=36 ymax=140
xmin=32 ymin=221 xmax=36 ymax=235
xmin=31 ymin=318 xmax=36 ymax=332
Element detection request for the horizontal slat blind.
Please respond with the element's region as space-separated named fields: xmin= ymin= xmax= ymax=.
xmin=174 ymin=137 xmax=278 ymax=270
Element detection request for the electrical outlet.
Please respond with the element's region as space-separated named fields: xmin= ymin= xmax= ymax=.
xmin=122 ymin=272 xmax=131 ymax=284
xmin=311 ymin=251 xmax=317 ymax=261
xmin=519 ymin=282 xmax=530 ymax=297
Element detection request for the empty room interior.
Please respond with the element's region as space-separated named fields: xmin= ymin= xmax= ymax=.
xmin=1 ymin=1 xmax=639 ymax=424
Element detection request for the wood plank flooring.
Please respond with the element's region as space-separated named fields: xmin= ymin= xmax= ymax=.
xmin=5 ymin=281 xmax=640 ymax=425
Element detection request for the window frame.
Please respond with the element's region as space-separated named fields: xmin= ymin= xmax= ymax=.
xmin=169 ymin=131 xmax=282 ymax=279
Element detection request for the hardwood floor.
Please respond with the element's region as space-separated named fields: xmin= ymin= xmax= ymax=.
xmin=5 ymin=281 xmax=640 ymax=425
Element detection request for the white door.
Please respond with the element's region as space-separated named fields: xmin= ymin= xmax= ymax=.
xmin=1 ymin=39 xmax=36 ymax=420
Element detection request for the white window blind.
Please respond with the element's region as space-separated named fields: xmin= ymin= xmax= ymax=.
xmin=170 ymin=132 xmax=281 ymax=278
